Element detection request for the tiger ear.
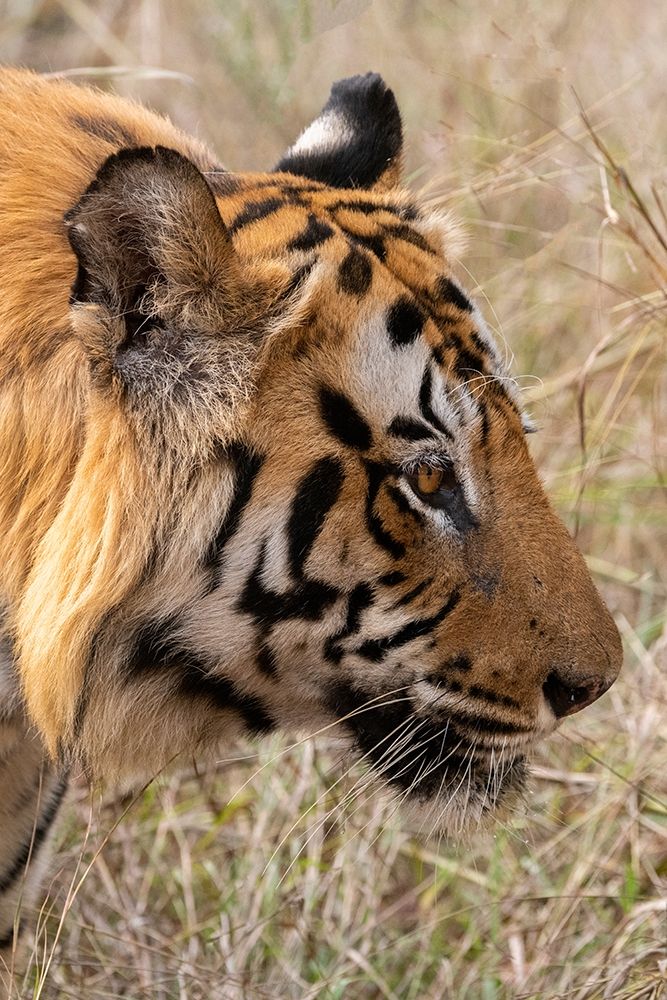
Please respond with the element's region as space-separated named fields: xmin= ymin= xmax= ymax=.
xmin=274 ymin=72 xmax=403 ymax=191
xmin=65 ymin=146 xmax=282 ymax=423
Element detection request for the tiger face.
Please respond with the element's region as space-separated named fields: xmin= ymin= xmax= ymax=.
xmin=21 ymin=73 xmax=621 ymax=830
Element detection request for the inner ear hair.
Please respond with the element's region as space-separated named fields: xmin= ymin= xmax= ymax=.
xmin=64 ymin=145 xmax=310 ymax=454
xmin=65 ymin=146 xmax=243 ymax=330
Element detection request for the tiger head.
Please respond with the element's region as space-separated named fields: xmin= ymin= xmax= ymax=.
xmin=21 ymin=73 xmax=621 ymax=830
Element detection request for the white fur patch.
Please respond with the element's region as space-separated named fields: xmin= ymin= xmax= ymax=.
xmin=348 ymin=309 xmax=432 ymax=428
xmin=289 ymin=110 xmax=354 ymax=157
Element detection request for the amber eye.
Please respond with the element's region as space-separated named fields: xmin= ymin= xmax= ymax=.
xmin=417 ymin=465 xmax=443 ymax=494
xmin=406 ymin=462 xmax=458 ymax=506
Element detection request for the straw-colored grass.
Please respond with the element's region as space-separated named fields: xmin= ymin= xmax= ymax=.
xmin=1 ymin=1 xmax=665 ymax=997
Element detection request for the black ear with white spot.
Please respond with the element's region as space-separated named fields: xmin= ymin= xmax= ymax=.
xmin=274 ymin=72 xmax=403 ymax=191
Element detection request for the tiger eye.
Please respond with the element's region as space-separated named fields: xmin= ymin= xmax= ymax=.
xmin=416 ymin=464 xmax=443 ymax=495
xmin=405 ymin=462 xmax=459 ymax=506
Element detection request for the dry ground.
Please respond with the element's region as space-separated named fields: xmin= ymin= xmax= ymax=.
xmin=0 ymin=1 xmax=665 ymax=997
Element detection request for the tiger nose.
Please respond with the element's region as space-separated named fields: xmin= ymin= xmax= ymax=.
xmin=542 ymin=670 xmax=615 ymax=719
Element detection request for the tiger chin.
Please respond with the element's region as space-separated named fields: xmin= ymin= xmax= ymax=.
xmin=0 ymin=67 xmax=621 ymax=961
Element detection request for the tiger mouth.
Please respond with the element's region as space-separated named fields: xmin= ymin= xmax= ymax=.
xmin=328 ymin=681 xmax=529 ymax=823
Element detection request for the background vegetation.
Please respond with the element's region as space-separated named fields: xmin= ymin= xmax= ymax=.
xmin=1 ymin=1 xmax=665 ymax=997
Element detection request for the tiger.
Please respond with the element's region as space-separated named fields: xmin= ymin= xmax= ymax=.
xmin=0 ymin=67 xmax=622 ymax=969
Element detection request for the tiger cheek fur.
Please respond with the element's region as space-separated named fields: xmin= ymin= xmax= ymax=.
xmin=0 ymin=65 xmax=622 ymax=865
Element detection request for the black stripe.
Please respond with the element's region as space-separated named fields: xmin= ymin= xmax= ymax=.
xmin=126 ymin=622 xmax=276 ymax=732
xmin=126 ymin=615 xmax=181 ymax=676
xmin=332 ymin=198 xmax=387 ymax=215
xmin=388 ymin=415 xmax=437 ymax=442
xmin=489 ymin=379 xmax=521 ymax=417
xmin=0 ymin=777 xmax=67 ymax=895
xmin=454 ymin=347 xmax=485 ymax=380
xmin=256 ymin=643 xmax=279 ymax=677
xmin=288 ymin=457 xmax=345 ymax=580
xmin=280 ymin=261 xmax=316 ymax=304
xmin=470 ymin=331 xmax=490 ymax=356
xmin=394 ymin=577 xmax=432 ymax=608
xmin=431 ymin=343 xmax=445 ymax=366
xmin=418 ymin=366 xmax=454 ymax=440
xmin=346 ymin=231 xmax=387 ymax=261
xmin=228 ymin=198 xmax=284 ymax=234
xmin=323 ymin=582 xmax=375 ymax=664
xmin=249 ymin=178 xmax=324 ymax=194
xmin=426 ymin=670 xmax=519 ymax=711
xmin=327 ymin=680 xmax=498 ymax=798
xmin=364 ymin=461 xmax=405 ymax=559
xmin=479 ymin=401 xmax=490 ymax=446
xmin=385 ymin=223 xmax=433 ymax=254
xmin=356 ymin=587 xmax=461 ymax=662
xmin=468 ymin=685 xmax=519 ymax=709
xmin=330 ymin=198 xmax=418 ymax=219
xmin=449 ymin=709 xmax=530 ymax=736
xmin=70 ymin=112 xmax=137 ymax=147
xmin=436 ymin=275 xmax=474 ymax=313
xmin=179 ymin=663 xmax=275 ymax=734
xmin=342 ymin=583 xmax=374 ymax=634
xmin=239 ymin=541 xmax=340 ymax=627
xmin=203 ymin=443 xmax=264 ymax=577
xmin=378 ymin=570 xmax=407 ymax=587
xmin=385 ymin=484 xmax=424 ymax=525
xmin=318 ymin=386 xmax=372 ymax=451
xmin=444 ymin=330 xmax=485 ymax=381
xmin=288 ymin=213 xmax=334 ymax=252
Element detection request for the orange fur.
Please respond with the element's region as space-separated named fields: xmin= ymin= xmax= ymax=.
xmin=0 ymin=67 xmax=620 ymax=780
xmin=0 ymin=70 xmax=211 ymax=746
xmin=0 ymin=66 xmax=625 ymax=965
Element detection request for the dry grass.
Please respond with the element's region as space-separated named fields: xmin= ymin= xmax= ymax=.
xmin=1 ymin=1 xmax=666 ymax=997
